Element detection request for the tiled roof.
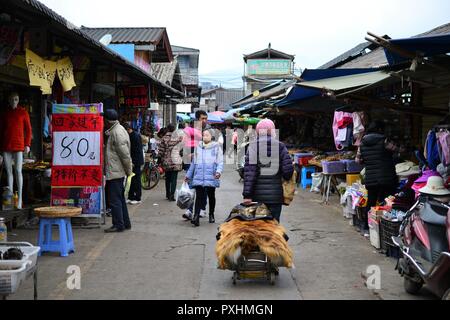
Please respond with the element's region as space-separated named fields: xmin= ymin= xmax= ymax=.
xmin=9 ymin=0 xmax=183 ymax=96
xmin=81 ymin=27 xmax=166 ymax=44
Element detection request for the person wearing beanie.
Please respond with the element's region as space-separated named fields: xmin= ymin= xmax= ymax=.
xmin=103 ymin=109 xmax=133 ymax=233
xmin=242 ymin=119 xmax=294 ymax=222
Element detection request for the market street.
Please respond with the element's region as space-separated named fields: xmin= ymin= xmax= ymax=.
xmin=9 ymin=164 xmax=433 ymax=300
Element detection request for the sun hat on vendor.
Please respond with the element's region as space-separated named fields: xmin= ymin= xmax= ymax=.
xmin=256 ymin=119 xmax=276 ymax=136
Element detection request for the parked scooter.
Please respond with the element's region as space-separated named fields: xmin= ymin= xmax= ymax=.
xmin=392 ymin=192 xmax=450 ymax=300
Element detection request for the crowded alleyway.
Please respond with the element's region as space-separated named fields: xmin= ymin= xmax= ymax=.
xmin=9 ymin=164 xmax=431 ymax=300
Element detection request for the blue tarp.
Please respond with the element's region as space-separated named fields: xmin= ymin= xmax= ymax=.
xmin=275 ymin=68 xmax=380 ymax=107
xmin=384 ymin=33 xmax=450 ymax=65
xmin=301 ymin=68 xmax=379 ymax=81
xmin=275 ymin=86 xmax=321 ymax=107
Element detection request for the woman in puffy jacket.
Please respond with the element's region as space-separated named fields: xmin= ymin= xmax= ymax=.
xmin=185 ymin=129 xmax=224 ymax=226
xmin=243 ymin=119 xmax=294 ymax=223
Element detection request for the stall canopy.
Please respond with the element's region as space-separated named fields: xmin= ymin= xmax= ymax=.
xmin=189 ymin=112 xmax=224 ymax=124
xmin=297 ymin=70 xmax=391 ymax=92
xmin=177 ymin=113 xmax=191 ymax=123
xmin=275 ymin=68 xmax=383 ymax=107
xmin=383 ymin=33 xmax=450 ymax=65
xmin=230 ymin=80 xmax=295 ymax=107
xmin=222 ymin=101 xmax=267 ymax=122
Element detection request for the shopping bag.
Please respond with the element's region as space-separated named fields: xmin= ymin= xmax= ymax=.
xmin=310 ymin=172 xmax=323 ymax=193
xmin=282 ymin=170 xmax=297 ymax=205
xmin=124 ymin=173 xmax=136 ymax=199
xmin=175 ymin=182 xmax=195 ymax=209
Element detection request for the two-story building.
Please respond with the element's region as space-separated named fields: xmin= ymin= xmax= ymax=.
xmin=81 ymin=27 xmax=184 ymax=127
xmin=243 ymin=44 xmax=296 ymax=95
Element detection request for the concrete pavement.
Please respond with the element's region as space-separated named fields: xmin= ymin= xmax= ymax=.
xmin=8 ymin=164 xmax=434 ymax=300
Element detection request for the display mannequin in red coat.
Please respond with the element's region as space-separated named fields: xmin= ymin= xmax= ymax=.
xmin=0 ymin=92 xmax=32 ymax=209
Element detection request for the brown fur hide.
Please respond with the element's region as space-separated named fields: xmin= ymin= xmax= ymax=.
xmin=215 ymin=219 xmax=293 ymax=269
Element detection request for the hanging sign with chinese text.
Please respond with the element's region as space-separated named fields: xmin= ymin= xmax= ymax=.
xmin=51 ymin=104 xmax=104 ymax=215
xmin=119 ymin=85 xmax=149 ymax=108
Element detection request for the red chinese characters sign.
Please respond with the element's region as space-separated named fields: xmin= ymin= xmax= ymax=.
xmin=120 ymin=85 xmax=149 ymax=108
xmin=51 ymin=104 xmax=103 ymax=187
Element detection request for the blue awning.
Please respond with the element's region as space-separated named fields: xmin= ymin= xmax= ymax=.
xmin=275 ymin=86 xmax=321 ymax=107
xmin=384 ymin=33 xmax=450 ymax=65
xmin=301 ymin=68 xmax=379 ymax=81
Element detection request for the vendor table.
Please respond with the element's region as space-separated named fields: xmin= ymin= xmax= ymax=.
xmin=321 ymin=172 xmax=361 ymax=204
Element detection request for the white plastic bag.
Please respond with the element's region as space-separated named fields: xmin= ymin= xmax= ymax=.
xmin=310 ymin=173 xmax=323 ymax=193
xmin=175 ymin=182 xmax=195 ymax=209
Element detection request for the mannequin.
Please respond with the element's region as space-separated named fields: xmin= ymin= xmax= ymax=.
xmin=0 ymin=92 xmax=32 ymax=209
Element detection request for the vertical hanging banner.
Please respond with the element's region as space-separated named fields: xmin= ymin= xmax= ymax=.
xmin=51 ymin=103 xmax=104 ymax=215
xmin=57 ymin=57 xmax=76 ymax=92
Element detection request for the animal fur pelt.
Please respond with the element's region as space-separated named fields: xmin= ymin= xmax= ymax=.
xmin=215 ymin=219 xmax=293 ymax=269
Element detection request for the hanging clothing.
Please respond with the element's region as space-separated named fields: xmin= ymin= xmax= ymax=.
xmin=425 ymin=130 xmax=440 ymax=171
xmin=437 ymin=130 xmax=450 ymax=166
xmin=332 ymin=111 xmax=353 ymax=150
xmin=0 ymin=107 xmax=32 ymax=152
xmin=352 ymin=112 xmax=365 ymax=146
xmin=43 ymin=114 xmax=50 ymax=138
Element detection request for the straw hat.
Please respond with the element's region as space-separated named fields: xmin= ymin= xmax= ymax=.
xmin=419 ymin=176 xmax=450 ymax=196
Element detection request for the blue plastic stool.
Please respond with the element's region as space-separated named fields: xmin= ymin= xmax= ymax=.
xmin=301 ymin=167 xmax=316 ymax=189
xmin=38 ymin=218 xmax=75 ymax=257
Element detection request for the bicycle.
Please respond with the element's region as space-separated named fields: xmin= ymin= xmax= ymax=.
xmin=141 ymin=151 xmax=161 ymax=190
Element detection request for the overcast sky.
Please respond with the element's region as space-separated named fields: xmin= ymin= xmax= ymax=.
xmin=40 ymin=0 xmax=450 ymax=87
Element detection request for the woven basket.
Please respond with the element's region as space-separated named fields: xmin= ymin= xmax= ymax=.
xmin=34 ymin=206 xmax=82 ymax=218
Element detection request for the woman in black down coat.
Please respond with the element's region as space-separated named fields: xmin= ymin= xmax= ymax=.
xmin=242 ymin=119 xmax=294 ymax=222
xmin=356 ymin=120 xmax=402 ymax=235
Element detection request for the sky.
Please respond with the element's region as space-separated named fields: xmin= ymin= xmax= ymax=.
xmin=39 ymin=0 xmax=450 ymax=87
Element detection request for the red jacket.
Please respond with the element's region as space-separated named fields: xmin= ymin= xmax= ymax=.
xmin=0 ymin=107 xmax=32 ymax=152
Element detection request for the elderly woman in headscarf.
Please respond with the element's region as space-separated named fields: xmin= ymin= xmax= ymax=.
xmin=242 ymin=119 xmax=294 ymax=222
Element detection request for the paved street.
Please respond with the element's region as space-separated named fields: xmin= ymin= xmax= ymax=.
xmin=9 ymin=164 xmax=434 ymax=300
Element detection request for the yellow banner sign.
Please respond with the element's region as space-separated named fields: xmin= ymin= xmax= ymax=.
xmin=25 ymin=49 xmax=76 ymax=94
xmin=57 ymin=57 xmax=76 ymax=92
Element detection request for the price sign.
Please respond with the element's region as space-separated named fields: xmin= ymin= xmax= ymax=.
xmin=51 ymin=104 xmax=104 ymax=215
xmin=53 ymin=132 xmax=100 ymax=166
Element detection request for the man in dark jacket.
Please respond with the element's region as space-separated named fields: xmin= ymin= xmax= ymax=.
xmin=123 ymin=122 xmax=144 ymax=204
xmin=356 ymin=120 xmax=402 ymax=235
xmin=243 ymin=119 xmax=294 ymax=222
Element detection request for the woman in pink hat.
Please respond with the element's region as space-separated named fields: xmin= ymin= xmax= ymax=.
xmin=242 ymin=119 xmax=294 ymax=222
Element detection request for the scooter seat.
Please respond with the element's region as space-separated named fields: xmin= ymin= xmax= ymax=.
xmin=420 ymin=202 xmax=447 ymax=226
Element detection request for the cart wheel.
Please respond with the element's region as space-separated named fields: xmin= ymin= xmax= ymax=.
xmin=232 ymin=272 xmax=237 ymax=285
xmin=270 ymin=272 xmax=276 ymax=285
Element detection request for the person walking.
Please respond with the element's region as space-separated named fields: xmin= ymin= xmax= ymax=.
xmin=159 ymin=123 xmax=183 ymax=201
xmin=103 ymin=109 xmax=133 ymax=233
xmin=185 ymin=129 xmax=224 ymax=226
xmin=356 ymin=120 xmax=402 ymax=236
xmin=242 ymin=119 xmax=294 ymax=223
xmin=122 ymin=122 xmax=144 ymax=205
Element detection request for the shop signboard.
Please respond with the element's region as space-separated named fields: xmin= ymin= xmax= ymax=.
xmin=51 ymin=103 xmax=104 ymax=216
xmin=120 ymin=85 xmax=149 ymax=108
xmin=247 ymin=59 xmax=291 ymax=76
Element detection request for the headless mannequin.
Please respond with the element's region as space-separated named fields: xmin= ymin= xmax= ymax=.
xmin=2 ymin=94 xmax=30 ymax=210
